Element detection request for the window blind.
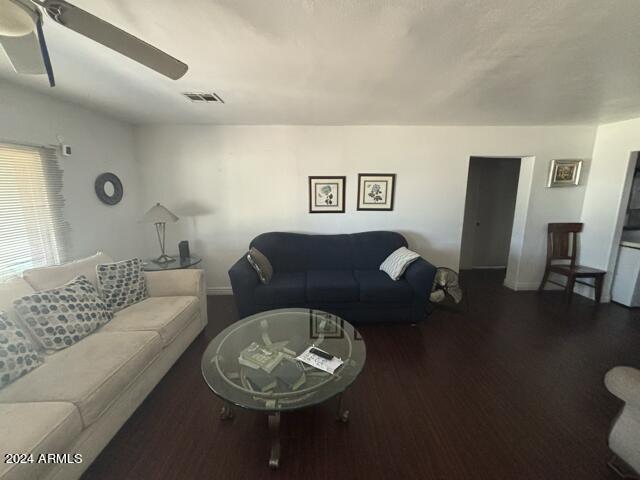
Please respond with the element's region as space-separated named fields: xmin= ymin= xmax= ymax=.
xmin=0 ymin=142 xmax=70 ymax=281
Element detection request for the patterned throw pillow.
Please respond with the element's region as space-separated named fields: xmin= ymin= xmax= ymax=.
xmin=380 ymin=247 xmax=421 ymax=281
xmin=0 ymin=311 xmax=42 ymax=388
xmin=12 ymin=276 xmax=113 ymax=351
xmin=96 ymin=258 xmax=148 ymax=311
xmin=246 ymin=247 xmax=273 ymax=285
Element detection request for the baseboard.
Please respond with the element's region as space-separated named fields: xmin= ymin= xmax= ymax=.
xmin=207 ymin=287 xmax=233 ymax=295
xmin=510 ymin=282 xmax=556 ymax=291
xmin=508 ymin=281 xmax=610 ymax=302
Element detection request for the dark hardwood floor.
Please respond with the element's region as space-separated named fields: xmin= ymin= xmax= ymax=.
xmin=83 ymin=270 xmax=640 ymax=480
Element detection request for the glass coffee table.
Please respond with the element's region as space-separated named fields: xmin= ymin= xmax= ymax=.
xmin=201 ymin=308 xmax=366 ymax=468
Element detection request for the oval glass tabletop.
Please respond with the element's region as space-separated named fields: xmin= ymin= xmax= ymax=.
xmin=142 ymin=255 xmax=201 ymax=271
xmin=201 ymin=308 xmax=366 ymax=412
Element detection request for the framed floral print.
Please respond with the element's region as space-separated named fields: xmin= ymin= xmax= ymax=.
xmin=308 ymin=176 xmax=346 ymax=213
xmin=547 ymin=160 xmax=583 ymax=187
xmin=357 ymin=173 xmax=396 ymax=211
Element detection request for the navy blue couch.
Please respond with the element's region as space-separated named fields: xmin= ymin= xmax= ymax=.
xmin=228 ymin=231 xmax=437 ymax=324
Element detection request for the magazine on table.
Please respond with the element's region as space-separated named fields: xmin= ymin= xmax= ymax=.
xmin=296 ymin=346 xmax=344 ymax=374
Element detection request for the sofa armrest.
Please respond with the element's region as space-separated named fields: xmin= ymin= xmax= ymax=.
xmin=228 ymin=256 xmax=260 ymax=318
xmin=145 ymin=269 xmax=207 ymax=327
xmin=145 ymin=269 xmax=205 ymax=298
xmin=404 ymin=257 xmax=437 ymax=299
xmin=605 ymin=366 xmax=640 ymax=407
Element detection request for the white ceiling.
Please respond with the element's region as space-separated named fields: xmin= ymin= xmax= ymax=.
xmin=1 ymin=0 xmax=640 ymax=125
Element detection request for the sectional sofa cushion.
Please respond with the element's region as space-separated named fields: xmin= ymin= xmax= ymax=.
xmin=351 ymin=231 xmax=408 ymax=269
xmin=306 ymin=270 xmax=359 ymax=302
xmin=0 ymin=311 xmax=42 ymax=388
xmin=96 ymin=258 xmax=148 ymax=312
xmin=0 ymin=331 xmax=162 ymax=427
xmin=380 ymin=247 xmax=421 ymax=280
xmin=22 ymin=251 xmax=113 ymax=291
xmin=13 ymin=275 xmax=114 ymax=351
xmin=246 ymin=247 xmax=273 ymax=284
xmin=355 ymin=270 xmax=414 ymax=303
xmin=102 ymin=296 xmax=199 ymax=346
xmin=254 ymin=272 xmax=306 ymax=305
xmin=0 ymin=402 xmax=83 ymax=480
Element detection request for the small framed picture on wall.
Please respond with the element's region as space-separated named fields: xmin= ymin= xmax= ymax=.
xmin=357 ymin=173 xmax=396 ymax=211
xmin=547 ymin=159 xmax=583 ymax=187
xmin=308 ymin=176 xmax=346 ymax=213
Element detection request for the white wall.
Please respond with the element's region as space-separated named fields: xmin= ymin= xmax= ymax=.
xmin=579 ymin=118 xmax=640 ymax=300
xmin=0 ymin=81 xmax=144 ymax=261
xmin=134 ymin=125 xmax=596 ymax=292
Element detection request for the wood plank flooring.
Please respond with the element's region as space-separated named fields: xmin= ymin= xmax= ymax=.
xmin=83 ymin=269 xmax=639 ymax=479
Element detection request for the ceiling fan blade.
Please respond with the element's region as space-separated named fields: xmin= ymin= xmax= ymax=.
xmin=41 ymin=0 xmax=188 ymax=80
xmin=0 ymin=31 xmax=45 ymax=74
xmin=34 ymin=14 xmax=55 ymax=87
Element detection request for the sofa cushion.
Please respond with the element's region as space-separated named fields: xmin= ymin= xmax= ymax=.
xmin=254 ymin=272 xmax=306 ymax=305
xmin=0 ymin=311 xmax=43 ymax=388
xmin=251 ymin=233 xmax=310 ymax=273
xmin=355 ymin=270 xmax=414 ymax=303
xmin=22 ymin=251 xmax=113 ymax=291
xmin=96 ymin=258 xmax=148 ymax=311
xmin=306 ymin=235 xmax=353 ymax=270
xmin=0 ymin=402 xmax=82 ymax=480
xmin=0 ymin=331 xmax=162 ymax=427
xmin=101 ymin=296 xmax=199 ymax=347
xmin=13 ymin=275 xmax=114 ymax=351
xmin=351 ymin=231 xmax=408 ymax=269
xmin=306 ymin=270 xmax=359 ymax=303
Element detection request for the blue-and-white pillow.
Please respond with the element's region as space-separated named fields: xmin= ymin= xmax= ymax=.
xmin=0 ymin=311 xmax=43 ymax=388
xmin=13 ymin=275 xmax=113 ymax=351
xmin=96 ymin=258 xmax=147 ymax=311
xmin=380 ymin=247 xmax=421 ymax=281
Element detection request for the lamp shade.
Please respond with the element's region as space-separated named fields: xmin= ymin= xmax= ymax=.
xmin=142 ymin=203 xmax=179 ymax=223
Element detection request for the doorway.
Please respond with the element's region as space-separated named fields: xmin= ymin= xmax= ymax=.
xmin=460 ymin=157 xmax=521 ymax=283
xmin=610 ymin=151 xmax=640 ymax=306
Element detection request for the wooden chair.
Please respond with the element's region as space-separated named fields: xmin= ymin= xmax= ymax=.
xmin=538 ymin=223 xmax=606 ymax=303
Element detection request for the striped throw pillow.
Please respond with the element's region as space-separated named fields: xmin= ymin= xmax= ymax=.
xmin=380 ymin=247 xmax=420 ymax=281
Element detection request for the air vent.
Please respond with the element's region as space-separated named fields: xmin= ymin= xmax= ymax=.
xmin=182 ymin=92 xmax=224 ymax=103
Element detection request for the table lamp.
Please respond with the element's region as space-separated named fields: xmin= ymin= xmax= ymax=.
xmin=142 ymin=203 xmax=179 ymax=264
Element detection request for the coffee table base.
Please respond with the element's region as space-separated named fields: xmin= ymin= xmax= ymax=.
xmin=219 ymin=393 xmax=350 ymax=469
xmin=336 ymin=393 xmax=350 ymax=423
xmin=220 ymin=402 xmax=234 ymax=420
xmin=268 ymin=412 xmax=281 ymax=468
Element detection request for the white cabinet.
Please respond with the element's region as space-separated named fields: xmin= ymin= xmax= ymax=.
xmin=611 ymin=243 xmax=640 ymax=307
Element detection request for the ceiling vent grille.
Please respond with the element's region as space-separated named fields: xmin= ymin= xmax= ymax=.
xmin=182 ymin=92 xmax=224 ymax=103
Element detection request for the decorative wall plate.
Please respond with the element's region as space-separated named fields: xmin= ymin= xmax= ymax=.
xmin=95 ymin=172 xmax=123 ymax=205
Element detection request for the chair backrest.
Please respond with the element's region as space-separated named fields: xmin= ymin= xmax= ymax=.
xmin=546 ymin=223 xmax=583 ymax=266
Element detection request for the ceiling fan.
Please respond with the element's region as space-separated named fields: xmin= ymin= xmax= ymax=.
xmin=0 ymin=0 xmax=188 ymax=87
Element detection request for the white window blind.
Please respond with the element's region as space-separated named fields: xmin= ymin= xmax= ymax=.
xmin=0 ymin=142 xmax=70 ymax=281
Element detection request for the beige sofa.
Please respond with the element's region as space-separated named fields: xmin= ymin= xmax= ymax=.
xmin=0 ymin=253 xmax=207 ymax=480
xmin=605 ymin=366 xmax=640 ymax=478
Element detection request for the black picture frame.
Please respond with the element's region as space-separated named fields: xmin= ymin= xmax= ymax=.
xmin=357 ymin=173 xmax=396 ymax=211
xmin=308 ymin=176 xmax=346 ymax=213
xmin=309 ymin=311 xmax=345 ymax=339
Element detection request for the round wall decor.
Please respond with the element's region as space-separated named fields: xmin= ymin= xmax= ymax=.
xmin=95 ymin=172 xmax=123 ymax=205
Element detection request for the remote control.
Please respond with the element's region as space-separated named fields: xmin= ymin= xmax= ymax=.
xmin=310 ymin=348 xmax=333 ymax=360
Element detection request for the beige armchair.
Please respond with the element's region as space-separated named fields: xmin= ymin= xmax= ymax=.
xmin=605 ymin=366 xmax=640 ymax=478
